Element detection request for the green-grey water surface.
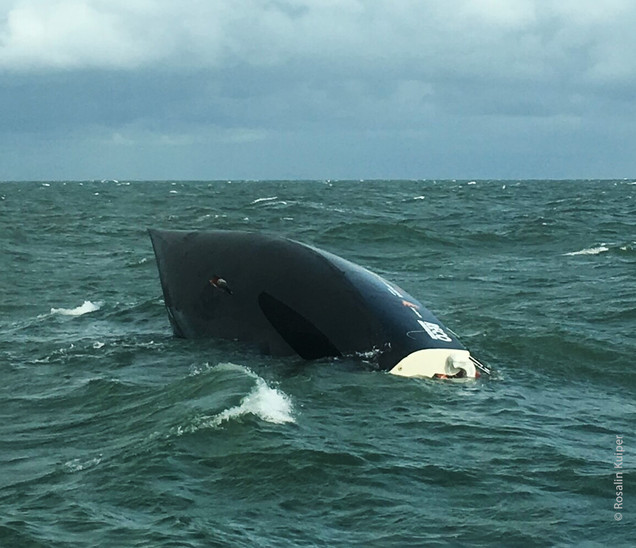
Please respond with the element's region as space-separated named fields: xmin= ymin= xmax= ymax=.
xmin=1 ymin=180 xmax=634 ymax=546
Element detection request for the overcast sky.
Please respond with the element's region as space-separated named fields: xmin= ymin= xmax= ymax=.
xmin=1 ymin=0 xmax=635 ymax=180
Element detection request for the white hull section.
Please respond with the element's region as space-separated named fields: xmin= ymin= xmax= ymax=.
xmin=389 ymin=349 xmax=477 ymax=379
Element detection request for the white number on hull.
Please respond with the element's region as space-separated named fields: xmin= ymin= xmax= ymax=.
xmin=418 ymin=320 xmax=452 ymax=342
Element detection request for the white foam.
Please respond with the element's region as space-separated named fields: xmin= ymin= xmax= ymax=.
xmin=64 ymin=454 xmax=102 ymax=472
xmin=251 ymin=196 xmax=278 ymax=204
xmin=181 ymin=364 xmax=295 ymax=433
xmin=211 ymin=377 xmax=294 ymax=426
xmin=188 ymin=362 xmax=211 ymax=377
xmin=50 ymin=300 xmax=103 ymax=316
xmin=564 ymin=246 xmax=609 ymax=256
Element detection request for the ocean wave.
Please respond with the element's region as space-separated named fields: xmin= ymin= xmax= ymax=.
xmin=100 ymin=298 xmax=164 ymax=323
xmin=125 ymin=256 xmax=151 ymax=268
xmin=50 ymin=300 xmax=103 ymax=316
xmin=250 ymin=196 xmax=278 ymax=204
xmin=205 ymin=376 xmax=294 ymax=426
xmin=319 ymin=221 xmax=456 ymax=249
xmin=63 ymin=454 xmax=103 ymax=473
xmin=177 ymin=364 xmax=295 ymax=434
xmin=249 ymin=196 xmax=291 ymax=209
xmin=563 ymin=241 xmax=635 ymax=257
xmin=564 ymin=246 xmax=609 ymax=256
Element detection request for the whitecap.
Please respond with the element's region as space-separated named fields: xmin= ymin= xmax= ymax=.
xmin=564 ymin=246 xmax=609 ymax=256
xmin=251 ymin=196 xmax=278 ymax=204
xmin=210 ymin=377 xmax=294 ymax=426
xmin=189 ymin=362 xmax=212 ymax=377
xmin=413 ymin=196 xmax=426 ymax=200
xmin=181 ymin=364 xmax=295 ymax=432
xmin=50 ymin=300 xmax=103 ymax=316
xmin=64 ymin=454 xmax=102 ymax=473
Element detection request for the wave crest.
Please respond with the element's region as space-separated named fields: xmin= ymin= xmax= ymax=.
xmin=50 ymin=300 xmax=103 ymax=316
xmin=177 ymin=364 xmax=295 ymax=435
xmin=564 ymin=246 xmax=609 ymax=256
xmin=208 ymin=377 xmax=294 ymax=427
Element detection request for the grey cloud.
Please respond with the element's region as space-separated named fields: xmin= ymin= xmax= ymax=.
xmin=1 ymin=0 xmax=635 ymax=179
xmin=2 ymin=1 xmax=634 ymax=83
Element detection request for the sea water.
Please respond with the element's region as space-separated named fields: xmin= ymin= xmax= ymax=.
xmin=1 ymin=180 xmax=634 ymax=546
